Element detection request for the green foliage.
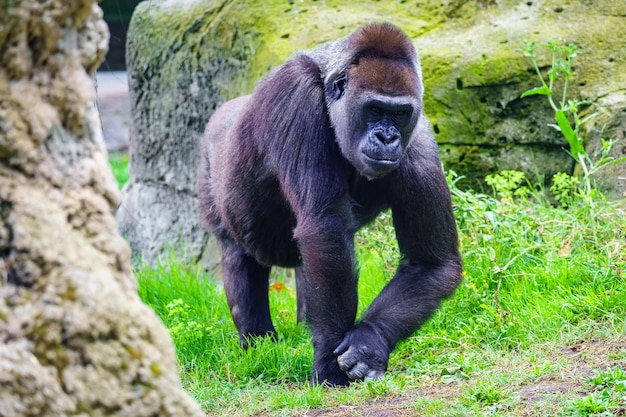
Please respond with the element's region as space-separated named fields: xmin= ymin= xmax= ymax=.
xmin=464 ymin=382 xmax=508 ymax=406
xmin=564 ymin=391 xmax=615 ymax=417
xmin=550 ymin=172 xmax=580 ymax=207
xmin=134 ymin=170 xmax=626 ymax=416
xmin=164 ymin=298 xmax=213 ymax=357
xmin=521 ymin=39 xmax=626 ymax=207
xmin=485 ymin=170 xmax=530 ymax=200
xmin=589 ymin=366 xmax=626 ymax=390
xmin=567 ymin=365 xmax=626 ymax=416
xmin=108 ymin=152 xmax=129 ymax=189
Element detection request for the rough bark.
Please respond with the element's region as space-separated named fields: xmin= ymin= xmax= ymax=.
xmin=0 ymin=1 xmax=203 ymax=415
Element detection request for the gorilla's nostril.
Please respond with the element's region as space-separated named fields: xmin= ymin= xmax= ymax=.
xmin=375 ymin=131 xmax=397 ymax=144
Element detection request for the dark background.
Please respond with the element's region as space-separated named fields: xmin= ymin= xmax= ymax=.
xmin=99 ymin=0 xmax=144 ymax=71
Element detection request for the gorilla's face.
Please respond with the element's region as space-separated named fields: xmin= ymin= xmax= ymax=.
xmin=327 ymin=57 xmax=421 ymax=179
xmin=355 ymin=95 xmax=416 ymax=177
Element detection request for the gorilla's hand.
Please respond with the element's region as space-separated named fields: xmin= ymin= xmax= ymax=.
xmin=333 ymin=322 xmax=390 ymax=381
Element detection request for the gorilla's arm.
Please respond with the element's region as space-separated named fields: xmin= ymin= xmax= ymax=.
xmin=335 ymin=124 xmax=462 ymax=381
xmin=241 ymin=53 xmax=361 ymax=386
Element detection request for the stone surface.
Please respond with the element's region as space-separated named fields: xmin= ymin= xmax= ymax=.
xmin=0 ymin=1 xmax=203 ymax=415
xmin=414 ymin=0 xmax=626 ymax=194
xmin=581 ymin=91 xmax=626 ymax=197
xmin=118 ymin=0 xmax=626 ymax=265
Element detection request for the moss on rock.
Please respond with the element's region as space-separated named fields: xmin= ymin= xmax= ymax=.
xmin=0 ymin=1 xmax=204 ymax=415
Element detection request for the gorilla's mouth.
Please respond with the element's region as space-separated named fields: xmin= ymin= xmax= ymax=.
xmin=363 ymin=154 xmax=399 ymax=165
xmin=362 ymin=149 xmax=400 ymax=164
xmin=360 ymin=152 xmax=400 ymax=177
xmin=360 ymin=137 xmax=402 ymax=171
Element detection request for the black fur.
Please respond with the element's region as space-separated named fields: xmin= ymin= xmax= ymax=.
xmin=198 ymin=23 xmax=462 ymax=386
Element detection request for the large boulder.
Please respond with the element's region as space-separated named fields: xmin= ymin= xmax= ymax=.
xmin=118 ymin=0 xmax=626 ymax=265
xmin=581 ymin=91 xmax=626 ymax=195
xmin=415 ymin=0 xmax=626 ymax=193
xmin=0 ymin=1 xmax=203 ymax=415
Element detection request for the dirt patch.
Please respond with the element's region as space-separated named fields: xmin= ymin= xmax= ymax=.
xmin=286 ymin=337 xmax=626 ymax=417
xmin=516 ymin=381 xmax=576 ymax=401
xmin=296 ymin=400 xmax=414 ymax=417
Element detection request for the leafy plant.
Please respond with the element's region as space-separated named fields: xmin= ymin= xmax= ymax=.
xmin=464 ymin=382 xmax=508 ymax=406
xmin=563 ymin=366 xmax=626 ymax=416
xmin=550 ymin=172 xmax=580 ymax=207
xmin=165 ymin=298 xmax=210 ymax=349
xmin=485 ymin=170 xmax=530 ymax=201
xmin=521 ymin=40 xmax=626 ymax=206
xmin=589 ymin=365 xmax=626 ymax=390
xmin=564 ymin=391 xmax=614 ymax=417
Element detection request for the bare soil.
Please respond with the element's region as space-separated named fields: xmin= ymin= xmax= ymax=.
xmin=257 ymin=338 xmax=626 ymax=417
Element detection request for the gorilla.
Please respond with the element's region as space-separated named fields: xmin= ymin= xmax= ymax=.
xmin=198 ymin=23 xmax=462 ymax=386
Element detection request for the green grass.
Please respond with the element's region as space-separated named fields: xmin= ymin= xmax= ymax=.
xmin=111 ymin=150 xmax=626 ymax=415
xmin=567 ymin=365 xmax=626 ymax=416
xmin=108 ymin=152 xmax=129 ymax=189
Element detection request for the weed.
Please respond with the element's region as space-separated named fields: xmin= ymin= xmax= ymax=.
xmin=521 ymin=40 xmax=626 ymax=209
xmin=362 ymin=377 xmax=403 ymax=397
xmin=485 ymin=170 xmax=530 ymax=201
xmin=551 ymin=172 xmax=581 ymax=207
xmin=564 ymin=391 xmax=613 ymax=417
xmin=561 ymin=365 xmax=626 ymax=417
xmin=589 ymin=365 xmax=626 ymax=390
xmin=165 ymin=298 xmax=213 ymax=355
xmin=465 ymin=380 xmax=509 ymax=405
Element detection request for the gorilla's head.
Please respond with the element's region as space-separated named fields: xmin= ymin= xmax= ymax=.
xmin=325 ymin=24 xmax=423 ymax=180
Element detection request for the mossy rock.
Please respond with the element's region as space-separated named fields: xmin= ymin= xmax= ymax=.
xmin=413 ymin=0 xmax=626 ymax=189
xmin=118 ymin=0 xmax=626 ymax=264
xmin=0 ymin=1 xmax=204 ymax=415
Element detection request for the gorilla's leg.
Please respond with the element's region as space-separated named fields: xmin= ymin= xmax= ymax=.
xmin=220 ymin=238 xmax=274 ymax=348
xmin=295 ymin=267 xmax=307 ymax=323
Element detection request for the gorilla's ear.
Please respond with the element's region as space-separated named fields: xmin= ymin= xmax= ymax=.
xmin=331 ymin=73 xmax=348 ymax=100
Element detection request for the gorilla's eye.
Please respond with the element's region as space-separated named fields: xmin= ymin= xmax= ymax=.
xmin=332 ymin=73 xmax=348 ymax=99
xmin=391 ymin=109 xmax=412 ymax=127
